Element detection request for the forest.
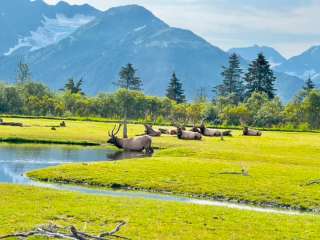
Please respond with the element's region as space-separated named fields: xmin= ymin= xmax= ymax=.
xmin=1 ymin=53 xmax=319 ymax=130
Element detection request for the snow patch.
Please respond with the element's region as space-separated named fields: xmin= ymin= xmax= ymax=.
xmin=134 ymin=25 xmax=146 ymax=32
xmin=5 ymin=14 xmax=95 ymax=56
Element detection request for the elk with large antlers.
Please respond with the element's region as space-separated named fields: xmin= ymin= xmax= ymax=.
xmin=108 ymin=124 xmax=154 ymax=154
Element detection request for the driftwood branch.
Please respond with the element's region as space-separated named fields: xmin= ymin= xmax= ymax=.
xmin=0 ymin=222 xmax=128 ymax=240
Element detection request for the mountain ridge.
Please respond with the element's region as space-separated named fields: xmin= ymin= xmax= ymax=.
xmin=0 ymin=3 xmax=306 ymax=102
xmin=229 ymin=45 xmax=287 ymax=67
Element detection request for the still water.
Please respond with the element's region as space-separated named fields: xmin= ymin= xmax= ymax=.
xmin=0 ymin=143 xmax=143 ymax=184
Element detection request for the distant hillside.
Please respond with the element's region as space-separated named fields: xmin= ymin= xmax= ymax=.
xmin=276 ymin=46 xmax=320 ymax=85
xmin=229 ymin=45 xmax=287 ymax=67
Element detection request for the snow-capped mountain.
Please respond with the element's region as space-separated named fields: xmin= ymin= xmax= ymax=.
xmin=0 ymin=5 xmax=231 ymax=98
xmin=275 ymin=46 xmax=320 ymax=83
xmin=0 ymin=3 xmax=304 ymax=102
xmin=229 ymin=45 xmax=287 ymax=67
xmin=0 ymin=0 xmax=101 ymax=56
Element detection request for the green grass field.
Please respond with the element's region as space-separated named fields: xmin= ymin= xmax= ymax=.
xmin=1 ymin=117 xmax=320 ymax=238
xmin=1 ymin=185 xmax=320 ymax=240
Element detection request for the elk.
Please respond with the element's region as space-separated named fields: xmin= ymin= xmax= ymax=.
xmin=108 ymin=124 xmax=154 ymax=154
xmin=159 ymin=128 xmax=178 ymax=135
xmin=243 ymin=127 xmax=262 ymax=136
xmin=177 ymin=127 xmax=202 ymax=140
xmin=159 ymin=128 xmax=170 ymax=134
xmin=144 ymin=124 xmax=161 ymax=137
xmin=200 ymin=123 xmax=232 ymax=137
xmin=191 ymin=126 xmax=201 ymax=133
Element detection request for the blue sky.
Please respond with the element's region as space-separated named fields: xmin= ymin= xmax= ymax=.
xmin=44 ymin=0 xmax=320 ymax=58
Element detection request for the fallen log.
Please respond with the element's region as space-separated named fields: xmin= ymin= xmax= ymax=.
xmin=0 ymin=222 xmax=128 ymax=240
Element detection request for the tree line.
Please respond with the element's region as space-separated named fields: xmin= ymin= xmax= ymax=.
xmin=0 ymin=55 xmax=319 ymax=131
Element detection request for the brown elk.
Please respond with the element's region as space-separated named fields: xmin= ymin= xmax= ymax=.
xmin=108 ymin=125 xmax=154 ymax=154
xmin=177 ymin=127 xmax=202 ymax=140
xmin=243 ymin=127 xmax=262 ymax=136
xmin=144 ymin=124 xmax=161 ymax=137
xmin=200 ymin=123 xmax=232 ymax=137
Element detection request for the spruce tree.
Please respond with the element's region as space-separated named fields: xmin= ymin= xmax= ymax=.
xmin=115 ymin=63 xmax=143 ymax=138
xmin=244 ymin=53 xmax=276 ymax=99
xmin=166 ymin=72 xmax=186 ymax=104
xmin=303 ymin=76 xmax=315 ymax=92
xmin=215 ymin=53 xmax=244 ymax=103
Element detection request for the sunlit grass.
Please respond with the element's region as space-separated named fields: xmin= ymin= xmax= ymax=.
xmin=2 ymin=117 xmax=318 ymax=211
xmin=1 ymin=184 xmax=320 ymax=240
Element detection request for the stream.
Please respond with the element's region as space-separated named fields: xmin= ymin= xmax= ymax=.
xmin=0 ymin=143 xmax=312 ymax=216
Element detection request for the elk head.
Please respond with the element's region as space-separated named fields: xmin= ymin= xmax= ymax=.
xmin=107 ymin=124 xmax=122 ymax=145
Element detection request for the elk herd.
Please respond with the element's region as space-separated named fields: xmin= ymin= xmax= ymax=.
xmin=107 ymin=122 xmax=262 ymax=153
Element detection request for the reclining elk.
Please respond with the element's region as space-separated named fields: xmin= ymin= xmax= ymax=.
xmin=108 ymin=124 xmax=154 ymax=154
xmin=243 ymin=127 xmax=262 ymax=136
xmin=177 ymin=127 xmax=202 ymax=140
xmin=144 ymin=124 xmax=161 ymax=137
xmin=200 ymin=123 xmax=232 ymax=137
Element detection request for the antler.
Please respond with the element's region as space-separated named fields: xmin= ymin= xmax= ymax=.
xmin=114 ymin=124 xmax=122 ymax=136
xmin=108 ymin=125 xmax=117 ymax=137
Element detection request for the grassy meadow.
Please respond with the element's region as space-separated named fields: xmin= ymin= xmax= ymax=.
xmin=1 ymin=117 xmax=320 ymax=238
xmin=1 ymin=184 xmax=320 ymax=240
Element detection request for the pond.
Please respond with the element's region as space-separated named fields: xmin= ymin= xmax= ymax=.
xmin=0 ymin=143 xmax=144 ymax=184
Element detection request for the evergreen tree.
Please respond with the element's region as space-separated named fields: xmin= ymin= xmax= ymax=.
xmin=16 ymin=60 xmax=32 ymax=83
xmin=166 ymin=72 xmax=186 ymax=104
xmin=116 ymin=63 xmax=142 ymax=91
xmin=303 ymin=76 xmax=315 ymax=92
xmin=63 ymin=78 xmax=84 ymax=95
xmin=115 ymin=63 xmax=143 ymax=138
xmin=215 ymin=53 xmax=244 ymax=103
xmin=244 ymin=53 xmax=276 ymax=99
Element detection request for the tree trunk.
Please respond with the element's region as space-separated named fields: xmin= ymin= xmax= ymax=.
xmin=123 ymin=118 xmax=128 ymax=138
xmin=123 ymin=92 xmax=128 ymax=139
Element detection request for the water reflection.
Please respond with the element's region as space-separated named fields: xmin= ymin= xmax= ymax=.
xmin=0 ymin=143 xmax=147 ymax=184
xmin=106 ymin=151 xmax=151 ymax=161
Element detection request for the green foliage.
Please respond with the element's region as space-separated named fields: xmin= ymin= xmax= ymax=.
xmin=303 ymin=76 xmax=315 ymax=92
xmin=170 ymin=103 xmax=189 ymax=126
xmin=187 ymin=103 xmax=206 ymax=126
xmin=166 ymin=72 xmax=186 ymax=104
xmin=63 ymin=78 xmax=85 ymax=95
xmin=220 ymin=104 xmax=250 ymax=126
xmin=116 ymin=63 xmax=142 ymax=91
xmin=0 ymin=76 xmax=320 ymax=130
xmin=244 ymin=53 xmax=276 ymax=99
xmin=215 ymin=53 xmax=244 ymax=104
xmin=302 ymin=90 xmax=320 ymax=129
